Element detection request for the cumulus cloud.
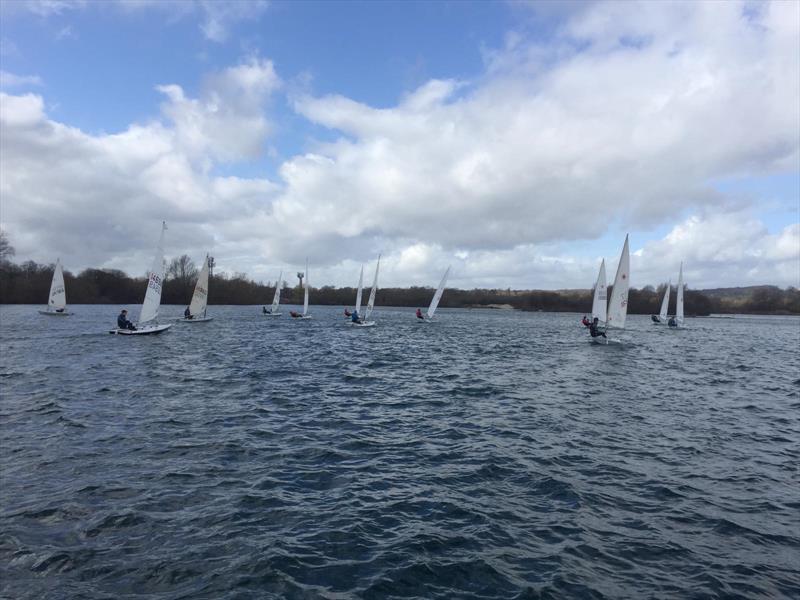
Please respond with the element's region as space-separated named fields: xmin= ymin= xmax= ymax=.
xmin=0 ymin=71 xmax=43 ymax=88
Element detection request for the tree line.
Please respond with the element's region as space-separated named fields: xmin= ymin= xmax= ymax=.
xmin=1 ymin=253 xmax=798 ymax=315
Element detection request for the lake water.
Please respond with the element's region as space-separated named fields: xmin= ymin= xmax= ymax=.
xmin=1 ymin=305 xmax=799 ymax=599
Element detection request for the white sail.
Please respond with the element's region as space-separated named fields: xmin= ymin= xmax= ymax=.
xmin=591 ymin=259 xmax=607 ymax=324
xmin=606 ymin=234 xmax=630 ymax=330
xmin=426 ymin=266 xmax=451 ymax=319
xmin=303 ymin=259 xmax=309 ymax=316
xmin=48 ymin=259 xmax=67 ymax=311
xmin=188 ymin=254 xmax=210 ymax=317
xmin=363 ymin=255 xmax=381 ymax=320
xmin=271 ymin=270 xmax=282 ymax=312
xmin=658 ymin=280 xmax=670 ymax=322
xmin=354 ymin=265 xmax=364 ymax=315
xmin=138 ymin=222 xmax=167 ymax=325
xmin=676 ymin=262 xmax=684 ymax=326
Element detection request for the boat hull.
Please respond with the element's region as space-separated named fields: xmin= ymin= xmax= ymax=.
xmin=109 ymin=324 xmax=172 ymax=335
xmin=39 ymin=310 xmax=73 ymax=316
xmin=351 ymin=321 xmax=376 ymax=328
xmin=262 ymin=313 xmax=282 ymax=317
xmin=177 ymin=317 xmax=214 ymax=323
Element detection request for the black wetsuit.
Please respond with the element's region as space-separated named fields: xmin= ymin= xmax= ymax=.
xmin=117 ymin=314 xmax=136 ymax=331
xmin=651 ymin=315 xmax=660 ymax=323
xmin=589 ymin=322 xmax=606 ymax=338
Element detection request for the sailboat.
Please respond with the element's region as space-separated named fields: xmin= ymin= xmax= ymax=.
xmin=590 ymin=259 xmax=607 ymax=326
xmin=651 ymin=281 xmax=670 ymax=324
xmin=38 ymin=258 xmax=73 ymax=316
xmin=110 ymin=221 xmax=171 ymax=335
xmin=178 ymin=254 xmax=213 ymax=323
xmin=262 ymin=271 xmax=283 ymax=316
xmin=345 ymin=265 xmax=364 ymax=321
xmin=418 ymin=266 xmax=451 ymax=322
xmin=353 ymin=255 xmax=380 ymax=328
xmin=591 ymin=234 xmax=629 ymax=345
xmin=291 ymin=259 xmax=312 ymax=320
xmin=668 ymin=263 xmax=685 ymax=328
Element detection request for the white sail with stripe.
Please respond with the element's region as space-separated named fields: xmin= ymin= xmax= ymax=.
xmin=188 ymin=254 xmax=210 ymax=318
xmin=426 ymin=266 xmax=451 ymax=319
xmin=48 ymin=259 xmax=67 ymax=312
xmin=606 ymin=234 xmax=630 ymax=330
xmin=138 ymin=222 xmax=167 ymax=325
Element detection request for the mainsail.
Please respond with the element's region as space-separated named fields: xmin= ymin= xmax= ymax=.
xmin=188 ymin=254 xmax=210 ymax=317
xmin=303 ymin=259 xmax=310 ymax=316
xmin=591 ymin=259 xmax=607 ymax=324
xmin=658 ymin=281 xmax=670 ymax=322
xmin=426 ymin=266 xmax=451 ymax=319
xmin=676 ymin=262 xmax=684 ymax=326
xmin=606 ymin=234 xmax=630 ymax=330
xmin=48 ymin=259 xmax=67 ymax=311
xmin=363 ymin=255 xmax=381 ymax=320
xmin=271 ymin=271 xmax=282 ymax=312
xmin=354 ymin=265 xmax=364 ymax=315
xmin=138 ymin=222 xmax=167 ymax=325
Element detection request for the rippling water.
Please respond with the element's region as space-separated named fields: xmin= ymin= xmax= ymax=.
xmin=1 ymin=305 xmax=799 ymax=599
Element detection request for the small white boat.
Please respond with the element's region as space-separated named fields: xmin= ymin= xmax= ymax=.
xmin=668 ymin=263 xmax=685 ymax=329
xmin=652 ymin=280 xmax=670 ymax=325
xmin=39 ymin=259 xmax=73 ymax=316
xmin=345 ymin=264 xmax=365 ymax=324
xmin=352 ymin=255 xmax=380 ymax=327
xmin=291 ymin=259 xmax=313 ymax=320
xmin=417 ymin=266 xmax=450 ymax=322
xmin=262 ymin=270 xmax=283 ymax=316
xmin=590 ymin=235 xmax=629 ymax=344
xmin=109 ymin=222 xmax=171 ymax=336
xmin=177 ymin=254 xmax=213 ymax=323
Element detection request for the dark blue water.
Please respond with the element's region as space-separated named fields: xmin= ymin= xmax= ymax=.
xmin=1 ymin=305 xmax=799 ymax=599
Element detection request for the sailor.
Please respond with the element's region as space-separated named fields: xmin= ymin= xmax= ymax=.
xmin=581 ymin=315 xmax=591 ymax=327
xmin=651 ymin=315 xmax=661 ymax=323
xmin=117 ymin=309 xmax=137 ymax=331
xmin=263 ymin=306 xmax=268 ymax=314
xmin=416 ymin=308 xmax=424 ymax=319
xmin=589 ymin=317 xmax=606 ymax=338
xmin=290 ymin=310 xmax=300 ymax=318
xmin=351 ymin=310 xmax=361 ymax=324
xmin=344 ymin=309 xmax=352 ymax=317
xmin=668 ymin=316 xmax=677 ymax=327
xmin=184 ymin=306 xmax=192 ymax=319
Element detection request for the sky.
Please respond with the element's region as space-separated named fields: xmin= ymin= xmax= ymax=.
xmin=0 ymin=0 xmax=798 ymax=291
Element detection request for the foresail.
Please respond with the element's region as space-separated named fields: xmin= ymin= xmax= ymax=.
xmin=48 ymin=259 xmax=67 ymax=310
xmin=364 ymin=255 xmax=381 ymax=319
xmin=188 ymin=255 xmax=210 ymax=317
xmin=591 ymin=259 xmax=607 ymax=323
xmin=676 ymin=263 xmax=684 ymax=325
xmin=426 ymin=266 xmax=450 ymax=319
xmin=355 ymin=265 xmax=364 ymax=314
xmin=138 ymin=222 xmax=167 ymax=324
xmin=659 ymin=281 xmax=670 ymax=321
xmin=271 ymin=270 xmax=282 ymax=311
xmin=606 ymin=235 xmax=630 ymax=330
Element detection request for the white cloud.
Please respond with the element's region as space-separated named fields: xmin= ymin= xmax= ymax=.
xmin=0 ymin=71 xmax=42 ymax=88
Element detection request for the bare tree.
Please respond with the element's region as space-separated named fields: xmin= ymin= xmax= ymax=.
xmin=0 ymin=230 xmax=15 ymax=263
xmin=166 ymin=255 xmax=197 ymax=282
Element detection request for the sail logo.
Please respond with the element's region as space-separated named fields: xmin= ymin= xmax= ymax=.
xmin=148 ymin=273 xmax=162 ymax=292
xmin=197 ymin=286 xmax=207 ymax=297
xmin=51 ymin=285 xmax=65 ymax=296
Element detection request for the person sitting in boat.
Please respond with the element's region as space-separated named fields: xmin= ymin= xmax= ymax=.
xmin=290 ymin=310 xmax=300 ymax=318
xmin=344 ymin=308 xmax=352 ymax=317
xmin=416 ymin=308 xmax=424 ymax=320
xmin=351 ymin=310 xmax=362 ymax=324
xmin=117 ymin=309 xmax=136 ymax=331
xmin=589 ymin=317 xmax=605 ymax=338
xmin=668 ymin=316 xmax=677 ymax=327
xmin=262 ymin=306 xmax=268 ymax=314
xmin=184 ymin=306 xmax=193 ymax=320
xmin=651 ymin=315 xmax=661 ymax=323
xmin=55 ymin=308 xmax=64 ymax=313
xmin=581 ymin=315 xmax=591 ymax=327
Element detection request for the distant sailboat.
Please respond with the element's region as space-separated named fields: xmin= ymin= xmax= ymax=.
xmin=291 ymin=259 xmax=312 ymax=320
xmin=263 ymin=271 xmax=283 ymax=316
xmin=110 ymin=221 xmax=171 ymax=335
xmin=179 ymin=254 xmax=213 ymax=323
xmin=669 ymin=263 xmax=685 ymax=328
xmin=591 ymin=235 xmax=629 ymax=344
xmin=353 ymin=255 xmax=380 ymax=328
xmin=39 ymin=258 xmax=72 ymax=316
xmin=345 ymin=265 xmax=364 ymax=321
xmin=418 ymin=266 xmax=451 ymax=321
xmin=591 ymin=259 xmax=607 ymax=325
xmin=651 ymin=281 xmax=670 ymax=324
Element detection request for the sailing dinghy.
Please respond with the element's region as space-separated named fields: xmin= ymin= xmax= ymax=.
xmin=291 ymin=259 xmax=312 ymax=320
xmin=651 ymin=281 xmax=670 ymax=324
xmin=345 ymin=265 xmax=364 ymax=323
xmin=110 ymin=222 xmax=171 ymax=335
xmin=263 ymin=271 xmax=283 ymax=316
xmin=668 ymin=263 xmax=685 ymax=328
xmin=590 ymin=259 xmax=607 ymax=326
xmin=418 ymin=266 xmax=450 ymax=322
xmin=591 ymin=235 xmax=629 ymax=345
xmin=352 ymin=255 xmax=380 ymax=328
xmin=39 ymin=258 xmax=73 ymax=316
xmin=178 ymin=254 xmax=213 ymax=322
